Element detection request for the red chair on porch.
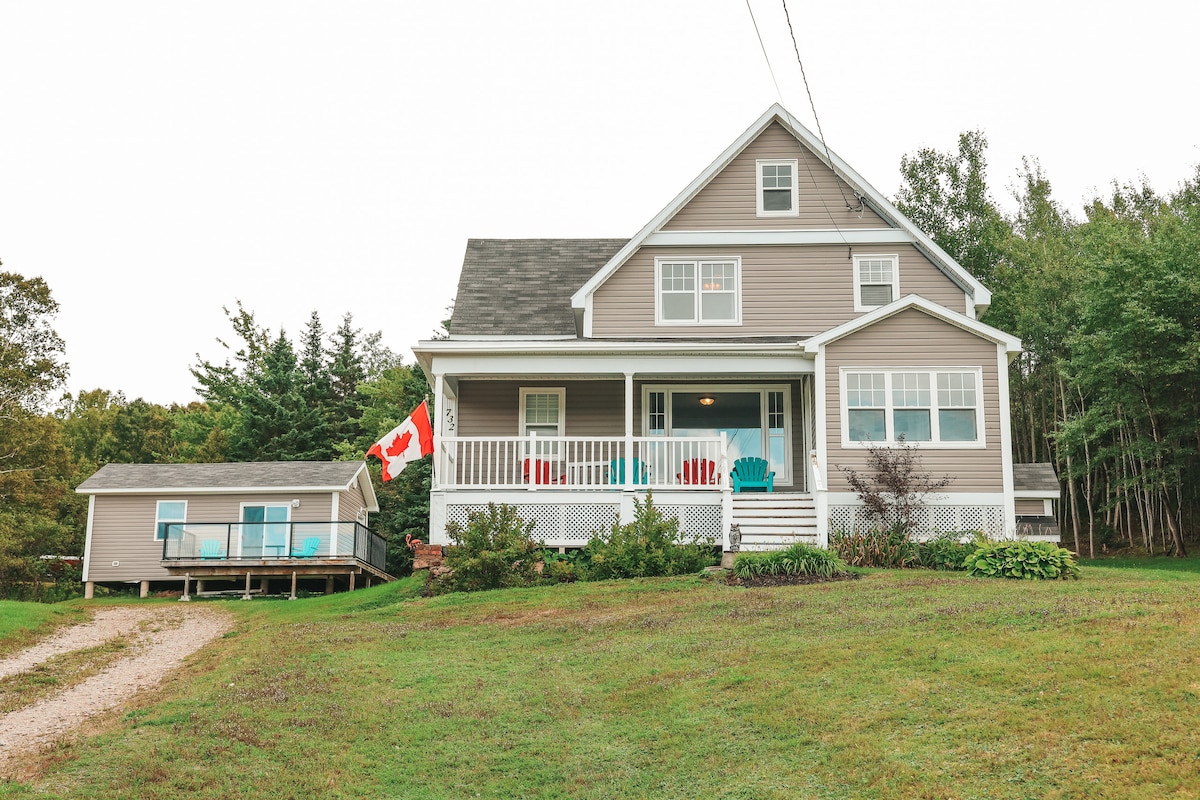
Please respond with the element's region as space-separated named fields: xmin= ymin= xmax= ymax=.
xmin=522 ymin=458 xmax=562 ymax=485
xmin=677 ymin=458 xmax=719 ymax=486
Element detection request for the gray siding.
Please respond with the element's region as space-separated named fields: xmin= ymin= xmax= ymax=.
xmin=341 ymin=483 xmax=368 ymax=521
xmin=86 ymin=492 xmax=335 ymax=583
xmin=1015 ymin=499 xmax=1047 ymax=515
xmin=823 ymin=309 xmax=1005 ymax=493
xmin=592 ymin=244 xmax=966 ymax=338
xmin=663 ymin=122 xmax=887 ymax=231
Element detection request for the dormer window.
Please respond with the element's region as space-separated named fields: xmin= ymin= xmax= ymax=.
xmin=756 ymin=159 xmax=798 ymax=217
xmin=854 ymin=254 xmax=899 ymax=311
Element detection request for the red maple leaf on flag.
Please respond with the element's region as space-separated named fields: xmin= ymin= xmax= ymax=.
xmin=386 ymin=430 xmax=413 ymax=458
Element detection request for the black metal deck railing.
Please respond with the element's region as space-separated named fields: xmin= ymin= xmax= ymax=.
xmin=161 ymin=521 xmax=387 ymax=573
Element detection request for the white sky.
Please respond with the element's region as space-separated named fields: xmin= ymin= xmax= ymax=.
xmin=2 ymin=0 xmax=1196 ymax=406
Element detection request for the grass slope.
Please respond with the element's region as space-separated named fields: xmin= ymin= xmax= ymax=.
xmin=4 ymin=564 xmax=1200 ymax=799
xmin=0 ymin=601 xmax=86 ymax=659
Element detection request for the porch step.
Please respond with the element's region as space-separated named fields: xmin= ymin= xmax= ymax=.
xmin=731 ymin=493 xmax=818 ymax=551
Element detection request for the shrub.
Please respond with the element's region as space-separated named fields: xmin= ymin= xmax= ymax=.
xmin=432 ymin=504 xmax=545 ymax=594
xmin=964 ymin=540 xmax=1080 ymax=580
xmin=830 ymin=524 xmax=920 ymax=568
xmin=577 ymin=492 xmax=718 ymax=580
xmin=836 ymin=436 xmax=953 ymax=537
xmin=732 ymin=543 xmax=850 ymax=579
xmin=916 ymin=531 xmax=980 ymax=571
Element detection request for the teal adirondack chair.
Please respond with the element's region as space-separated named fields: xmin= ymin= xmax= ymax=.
xmin=609 ymin=458 xmax=648 ymax=485
xmin=732 ymin=457 xmax=775 ymax=492
xmin=290 ymin=537 xmax=321 ymax=558
xmin=199 ymin=539 xmax=225 ymax=559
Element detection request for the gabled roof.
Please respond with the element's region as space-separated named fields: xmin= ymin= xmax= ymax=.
xmin=802 ymin=294 xmax=1021 ymax=356
xmin=77 ymin=462 xmax=379 ymax=511
xmin=450 ymin=239 xmax=627 ymax=337
xmin=570 ymin=104 xmax=993 ymax=318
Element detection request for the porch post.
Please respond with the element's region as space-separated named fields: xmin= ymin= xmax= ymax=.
xmin=433 ymin=373 xmax=445 ymax=489
xmin=624 ymin=372 xmax=634 ymax=489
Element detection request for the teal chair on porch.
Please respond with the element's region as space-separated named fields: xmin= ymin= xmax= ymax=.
xmin=199 ymin=539 xmax=225 ymax=559
xmin=290 ymin=537 xmax=321 ymax=558
xmin=609 ymin=458 xmax=648 ymax=485
xmin=732 ymin=457 xmax=775 ymax=492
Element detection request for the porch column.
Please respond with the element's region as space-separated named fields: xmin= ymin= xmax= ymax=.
xmin=180 ymin=573 xmax=191 ymax=602
xmin=624 ymin=372 xmax=634 ymax=488
xmin=433 ymin=373 xmax=445 ymax=488
xmin=139 ymin=580 xmax=150 ymax=599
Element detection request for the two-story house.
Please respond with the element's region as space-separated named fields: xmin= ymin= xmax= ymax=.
xmin=413 ymin=104 xmax=1032 ymax=552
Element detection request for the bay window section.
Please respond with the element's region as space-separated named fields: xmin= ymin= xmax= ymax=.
xmin=843 ymin=369 xmax=982 ymax=446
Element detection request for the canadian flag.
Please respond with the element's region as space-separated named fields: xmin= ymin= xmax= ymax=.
xmin=367 ymin=401 xmax=434 ymax=481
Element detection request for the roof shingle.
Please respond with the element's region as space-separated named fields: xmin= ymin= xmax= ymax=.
xmin=76 ymin=462 xmax=366 ymax=493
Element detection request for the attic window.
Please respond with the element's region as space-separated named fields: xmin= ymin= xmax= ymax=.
xmin=854 ymin=254 xmax=899 ymax=311
xmin=656 ymin=258 xmax=741 ymax=325
xmin=756 ymin=159 xmax=798 ymax=217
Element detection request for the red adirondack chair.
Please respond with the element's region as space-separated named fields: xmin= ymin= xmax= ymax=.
xmin=522 ymin=458 xmax=561 ymax=484
xmin=678 ymin=458 xmax=719 ymax=485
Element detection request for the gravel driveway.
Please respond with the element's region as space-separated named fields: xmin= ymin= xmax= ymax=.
xmin=0 ymin=604 xmax=232 ymax=776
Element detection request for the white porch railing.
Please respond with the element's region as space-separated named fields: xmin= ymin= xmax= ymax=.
xmin=436 ymin=434 xmax=729 ymax=490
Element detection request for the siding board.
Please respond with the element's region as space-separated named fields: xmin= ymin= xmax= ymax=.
xmin=664 ymin=122 xmax=886 ymax=231
xmin=592 ymin=244 xmax=966 ymax=337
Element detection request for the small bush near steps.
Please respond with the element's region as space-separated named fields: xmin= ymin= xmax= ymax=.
xmin=732 ymin=543 xmax=851 ymax=580
xmin=430 ymin=503 xmax=545 ymax=594
xmin=964 ymin=540 xmax=1080 ymax=580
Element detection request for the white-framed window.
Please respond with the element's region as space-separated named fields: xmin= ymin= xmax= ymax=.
xmin=154 ymin=500 xmax=187 ymax=541
xmin=520 ymin=387 xmax=565 ymax=457
xmin=854 ymin=254 xmax=899 ymax=311
xmin=655 ymin=257 xmax=741 ymax=325
xmin=756 ymin=159 xmax=799 ymax=217
xmin=841 ymin=368 xmax=984 ymax=447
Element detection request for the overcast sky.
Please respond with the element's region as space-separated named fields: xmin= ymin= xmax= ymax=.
xmin=2 ymin=0 xmax=1196 ymax=406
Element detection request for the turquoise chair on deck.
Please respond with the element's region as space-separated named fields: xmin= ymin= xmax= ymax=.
xmin=609 ymin=458 xmax=647 ymax=485
xmin=199 ymin=539 xmax=225 ymax=559
xmin=732 ymin=457 xmax=775 ymax=492
xmin=290 ymin=537 xmax=321 ymax=558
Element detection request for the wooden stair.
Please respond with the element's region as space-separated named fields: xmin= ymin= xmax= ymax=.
xmin=731 ymin=493 xmax=818 ymax=551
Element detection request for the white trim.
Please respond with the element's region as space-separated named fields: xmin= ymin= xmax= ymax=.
xmin=997 ymin=341 xmax=1017 ymax=534
xmin=755 ymin=158 xmax=799 ymax=217
xmin=1014 ymin=490 xmax=1062 ymax=500
xmin=154 ymin=499 xmax=187 ymax=542
xmin=330 ymin=492 xmax=341 ymax=556
xmin=420 ymin=352 xmax=816 ymax=382
xmin=82 ymin=494 xmax=96 ymax=581
xmin=642 ymin=229 xmax=917 ymax=246
xmin=838 ymin=367 xmax=987 ymax=449
xmin=853 ymin=253 xmax=900 ymax=312
xmin=804 ymin=294 xmax=1021 ymax=356
xmin=570 ymin=104 xmax=993 ymax=319
xmin=640 ymin=383 xmax=793 ymax=486
xmin=654 ymin=256 xmax=742 ymax=326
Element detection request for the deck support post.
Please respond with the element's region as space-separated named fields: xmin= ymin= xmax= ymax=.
xmin=365 ymin=575 xmax=372 ymax=588
xmin=243 ymin=571 xmax=253 ymax=600
xmin=349 ymin=571 xmax=356 ymax=592
xmin=289 ymin=571 xmax=298 ymax=600
xmin=324 ymin=576 xmax=334 ymax=595
xmin=84 ymin=581 xmax=95 ymax=600
xmin=139 ymin=580 xmax=150 ymax=599
xmin=180 ymin=573 xmax=191 ymax=602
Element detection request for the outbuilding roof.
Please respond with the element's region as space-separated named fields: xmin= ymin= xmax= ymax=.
xmin=449 ymin=238 xmax=627 ymax=337
xmin=76 ymin=462 xmax=379 ymax=511
xmin=1012 ymin=463 xmax=1060 ymax=495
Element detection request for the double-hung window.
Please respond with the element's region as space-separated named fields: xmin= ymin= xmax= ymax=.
xmin=842 ymin=369 xmax=983 ymax=446
xmin=757 ymin=159 xmax=799 ymax=216
xmin=656 ymin=258 xmax=740 ymax=325
xmin=155 ymin=500 xmax=187 ymax=541
xmin=520 ymin=388 xmax=565 ymax=457
xmin=854 ymin=254 xmax=899 ymax=311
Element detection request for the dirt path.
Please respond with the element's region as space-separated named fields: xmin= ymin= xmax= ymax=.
xmin=0 ymin=604 xmax=233 ymax=775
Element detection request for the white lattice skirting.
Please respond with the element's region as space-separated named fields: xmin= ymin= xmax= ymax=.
xmin=444 ymin=502 xmax=723 ymax=546
xmin=829 ymin=505 xmax=1006 ymax=536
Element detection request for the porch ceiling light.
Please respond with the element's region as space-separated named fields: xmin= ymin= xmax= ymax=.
xmin=698 ymin=395 xmax=716 ymax=406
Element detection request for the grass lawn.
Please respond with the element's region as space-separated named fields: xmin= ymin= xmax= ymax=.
xmin=3 ymin=562 xmax=1199 ymax=799
xmin=0 ymin=601 xmax=87 ymax=659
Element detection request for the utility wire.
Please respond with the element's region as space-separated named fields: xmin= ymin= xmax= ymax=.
xmin=745 ymin=0 xmax=783 ymax=101
xmin=780 ymin=0 xmax=862 ymax=212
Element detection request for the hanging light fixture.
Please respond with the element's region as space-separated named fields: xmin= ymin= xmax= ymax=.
xmin=698 ymin=394 xmax=716 ymax=406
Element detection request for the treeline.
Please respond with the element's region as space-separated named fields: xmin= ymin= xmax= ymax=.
xmin=895 ymin=135 xmax=1200 ymax=557
xmin=0 ymin=283 xmax=432 ymax=598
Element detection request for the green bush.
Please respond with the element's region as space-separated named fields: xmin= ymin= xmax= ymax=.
xmin=432 ymin=504 xmax=545 ymax=594
xmin=829 ymin=524 xmax=920 ymax=568
xmin=577 ymin=492 xmax=718 ymax=580
xmin=916 ymin=531 xmax=979 ymax=572
xmin=964 ymin=540 xmax=1080 ymax=580
xmin=732 ymin=543 xmax=849 ymax=579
